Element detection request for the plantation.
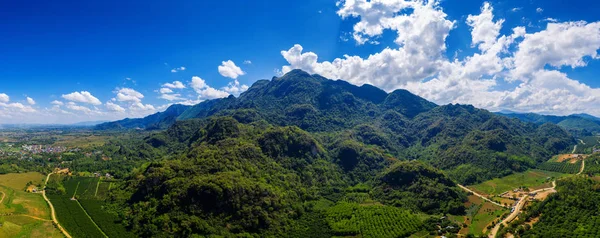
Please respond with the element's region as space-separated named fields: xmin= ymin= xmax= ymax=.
xmin=537 ymin=161 xmax=582 ymax=174
xmin=47 ymin=194 xmax=105 ymax=238
xmin=325 ymin=202 xmax=422 ymax=238
xmin=79 ymin=199 xmax=135 ymax=238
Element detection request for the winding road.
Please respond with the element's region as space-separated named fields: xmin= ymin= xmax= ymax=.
xmin=0 ymin=191 xmax=5 ymax=204
xmin=42 ymin=173 xmax=72 ymax=238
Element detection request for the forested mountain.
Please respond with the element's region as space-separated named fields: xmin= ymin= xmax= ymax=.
xmin=95 ymin=104 xmax=190 ymax=130
xmin=496 ymin=112 xmax=600 ymax=136
xmin=90 ymin=70 xmax=576 ymax=237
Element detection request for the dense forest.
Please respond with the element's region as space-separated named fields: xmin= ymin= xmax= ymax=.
xmin=73 ymin=70 xmax=577 ymax=236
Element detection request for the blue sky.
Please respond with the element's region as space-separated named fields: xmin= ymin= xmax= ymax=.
xmin=2 ymin=0 xmax=600 ymax=123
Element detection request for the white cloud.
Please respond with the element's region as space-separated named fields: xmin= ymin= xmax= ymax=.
xmin=159 ymin=93 xmax=183 ymax=101
xmin=130 ymin=102 xmax=155 ymax=111
xmin=62 ymin=91 xmax=102 ymax=105
xmin=218 ymin=60 xmax=245 ymax=79
xmin=51 ymin=100 xmax=64 ymax=106
xmin=66 ymin=103 xmax=92 ymax=114
xmin=162 ymin=81 xmax=186 ymax=89
xmin=159 ymin=88 xmax=173 ymax=94
xmin=171 ymin=66 xmax=186 ymax=73
xmin=467 ymin=2 xmax=505 ymax=51
xmin=0 ymin=93 xmax=9 ymax=103
xmin=105 ymin=101 xmax=125 ymax=112
xmin=26 ymin=97 xmax=35 ymax=105
xmin=281 ymin=0 xmax=455 ymax=92
xmin=536 ymin=8 xmax=544 ymax=13
xmin=243 ymin=60 xmax=252 ymax=65
xmin=222 ymin=80 xmax=249 ymax=96
xmin=511 ymin=21 xmax=600 ymax=80
xmin=190 ymin=76 xmax=230 ymax=100
xmin=511 ymin=7 xmax=522 ymax=12
xmin=115 ymin=88 xmax=144 ymax=102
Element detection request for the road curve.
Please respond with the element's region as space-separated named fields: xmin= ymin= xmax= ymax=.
xmin=43 ymin=173 xmax=72 ymax=238
xmin=0 ymin=191 xmax=5 ymax=204
xmin=457 ymin=185 xmax=507 ymax=208
xmin=572 ymin=145 xmax=578 ymax=154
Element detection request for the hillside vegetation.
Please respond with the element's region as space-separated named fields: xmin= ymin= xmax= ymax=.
xmin=82 ymin=70 xmax=576 ymax=237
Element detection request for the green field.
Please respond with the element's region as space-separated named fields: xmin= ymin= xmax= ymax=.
xmin=0 ymin=173 xmax=61 ymax=238
xmin=469 ymin=170 xmax=566 ymax=195
xmin=469 ymin=203 xmax=506 ymax=236
xmin=48 ymin=175 xmax=130 ymax=238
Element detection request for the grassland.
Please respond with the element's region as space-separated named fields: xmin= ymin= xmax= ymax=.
xmin=469 ymin=170 xmax=566 ymax=195
xmin=0 ymin=173 xmax=61 ymax=238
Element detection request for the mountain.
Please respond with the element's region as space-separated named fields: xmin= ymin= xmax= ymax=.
xmin=90 ymin=70 xmax=575 ymax=237
xmin=95 ymin=104 xmax=190 ymax=130
xmin=496 ymin=112 xmax=600 ymax=136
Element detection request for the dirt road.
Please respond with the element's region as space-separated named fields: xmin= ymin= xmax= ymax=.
xmin=43 ymin=173 xmax=72 ymax=238
xmin=578 ymin=159 xmax=585 ymax=175
xmin=457 ymin=185 xmax=507 ymax=208
xmin=0 ymin=191 xmax=5 ymax=204
xmin=572 ymin=145 xmax=578 ymax=154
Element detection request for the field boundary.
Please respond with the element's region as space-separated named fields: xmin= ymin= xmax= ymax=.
xmin=75 ymin=199 xmax=109 ymax=238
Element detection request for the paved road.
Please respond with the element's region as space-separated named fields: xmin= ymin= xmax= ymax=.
xmin=457 ymin=185 xmax=507 ymax=208
xmin=43 ymin=173 xmax=72 ymax=238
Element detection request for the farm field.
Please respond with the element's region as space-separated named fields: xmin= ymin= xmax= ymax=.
xmin=469 ymin=170 xmax=565 ymax=195
xmin=48 ymin=175 xmax=130 ymax=238
xmin=456 ymin=195 xmax=507 ymax=236
xmin=325 ymin=202 xmax=423 ymax=238
xmin=537 ymin=160 xmax=582 ymax=174
xmin=0 ymin=173 xmax=60 ymax=238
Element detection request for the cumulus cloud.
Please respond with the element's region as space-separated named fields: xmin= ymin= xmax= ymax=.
xmin=115 ymin=88 xmax=144 ymax=102
xmin=243 ymin=60 xmax=252 ymax=65
xmin=190 ymin=76 xmax=230 ymax=99
xmin=171 ymin=66 xmax=186 ymax=73
xmin=536 ymin=8 xmax=544 ymax=13
xmin=279 ymin=0 xmax=600 ymax=116
xmin=105 ymin=101 xmax=125 ymax=112
xmin=62 ymin=91 xmax=102 ymax=105
xmin=510 ymin=21 xmax=600 ymax=80
xmin=0 ymin=93 xmax=9 ymax=103
xmin=222 ymin=80 xmax=249 ymax=96
xmin=162 ymin=81 xmax=186 ymax=89
xmin=467 ymin=2 xmax=505 ymax=51
xmin=66 ymin=102 xmax=93 ymax=114
xmin=26 ymin=97 xmax=35 ymax=105
xmin=218 ymin=60 xmax=245 ymax=79
xmin=51 ymin=100 xmax=64 ymax=106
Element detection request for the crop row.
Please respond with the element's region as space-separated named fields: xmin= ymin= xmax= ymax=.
xmin=79 ymin=199 xmax=135 ymax=238
xmin=537 ymin=161 xmax=581 ymax=174
xmin=48 ymin=195 xmax=105 ymax=238
xmin=326 ymin=202 xmax=422 ymax=238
